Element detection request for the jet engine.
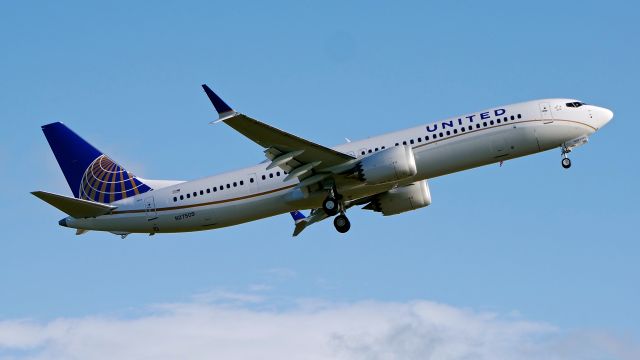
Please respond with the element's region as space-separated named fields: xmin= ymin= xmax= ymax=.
xmin=356 ymin=145 xmax=417 ymax=185
xmin=363 ymin=180 xmax=432 ymax=216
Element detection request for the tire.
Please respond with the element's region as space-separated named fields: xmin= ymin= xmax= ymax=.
xmin=333 ymin=214 xmax=351 ymax=233
xmin=323 ymin=197 xmax=339 ymax=216
xmin=562 ymin=158 xmax=572 ymax=169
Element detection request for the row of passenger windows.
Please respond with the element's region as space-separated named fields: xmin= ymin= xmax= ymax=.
xmin=397 ymin=114 xmax=522 ymax=146
xmin=261 ymin=170 xmax=287 ymax=180
xmin=359 ymin=114 xmax=522 ymax=156
xmin=172 ymin=170 xmax=290 ymax=202
xmin=173 ymin=113 xmax=524 ymax=201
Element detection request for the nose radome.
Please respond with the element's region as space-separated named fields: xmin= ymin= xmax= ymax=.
xmin=602 ymin=108 xmax=614 ymax=123
xmin=592 ymin=106 xmax=613 ymax=129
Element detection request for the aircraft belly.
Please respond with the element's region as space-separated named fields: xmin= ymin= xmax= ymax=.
xmin=534 ymin=122 xmax=590 ymax=151
xmin=414 ymin=126 xmax=541 ymax=179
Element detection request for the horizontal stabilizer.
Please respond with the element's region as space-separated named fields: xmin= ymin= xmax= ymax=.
xmin=31 ymin=191 xmax=117 ymax=218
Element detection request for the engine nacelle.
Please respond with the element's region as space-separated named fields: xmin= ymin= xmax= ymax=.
xmin=356 ymin=145 xmax=417 ymax=185
xmin=365 ymin=180 xmax=432 ymax=216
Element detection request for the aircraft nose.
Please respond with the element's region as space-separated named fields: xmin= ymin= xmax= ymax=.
xmin=593 ymin=106 xmax=614 ymax=130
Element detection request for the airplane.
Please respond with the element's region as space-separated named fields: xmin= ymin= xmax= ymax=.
xmin=32 ymin=85 xmax=613 ymax=237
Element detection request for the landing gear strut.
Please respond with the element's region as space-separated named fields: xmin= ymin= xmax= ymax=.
xmin=323 ymin=186 xmax=351 ymax=233
xmin=561 ymin=145 xmax=572 ymax=169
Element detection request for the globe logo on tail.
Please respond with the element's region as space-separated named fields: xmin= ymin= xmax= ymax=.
xmin=79 ymin=155 xmax=151 ymax=204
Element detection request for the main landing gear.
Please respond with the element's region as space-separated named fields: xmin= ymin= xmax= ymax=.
xmin=323 ymin=187 xmax=351 ymax=233
xmin=561 ymin=145 xmax=572 ymax=169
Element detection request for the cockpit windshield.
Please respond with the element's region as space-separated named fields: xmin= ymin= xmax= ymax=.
xmin=566 ymin=101 xmax=586 ymax=108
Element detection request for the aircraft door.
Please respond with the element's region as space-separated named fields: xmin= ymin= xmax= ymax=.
xmin=144 ymin=196 xmax=157 ymax=220
xmin=539 ymin=102 xmax=553 ymax=122
xmin=248 ymin=172 xmax=259 ymax=192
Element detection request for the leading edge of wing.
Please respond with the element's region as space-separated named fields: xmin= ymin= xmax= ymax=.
xmin=200 ymin=84 xmax=355 ymax=170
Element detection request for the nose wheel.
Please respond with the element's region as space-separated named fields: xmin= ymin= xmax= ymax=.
xmin=561 ymin=145 xmax=572 ymax=169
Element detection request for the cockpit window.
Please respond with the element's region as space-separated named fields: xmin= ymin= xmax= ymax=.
xmin=566 ymin=102 xmax=586 ymax=108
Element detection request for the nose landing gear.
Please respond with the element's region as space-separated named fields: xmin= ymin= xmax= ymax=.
xmin=561 ymin=145 xmax=572 ymax=169
xmin=323 ymin=187 xmax=351 ymax=233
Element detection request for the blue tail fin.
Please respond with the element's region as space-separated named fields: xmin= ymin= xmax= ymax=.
xmin=41 ymin=122 xmax=151 ymax=204
xmin=290 ymin=210 xmax=306 ymax=222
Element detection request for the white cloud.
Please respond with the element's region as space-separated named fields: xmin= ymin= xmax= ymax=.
xmin=0 ymin=298 xmax=637 ymax=360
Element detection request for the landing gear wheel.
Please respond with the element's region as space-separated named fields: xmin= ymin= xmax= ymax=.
xmin=323 ymin=196 xmax=339 ymax=216
xmin=561 ymin=157 xmax=572 ymax=169
xmin=333 ymin=214 xmax=351 ymax=233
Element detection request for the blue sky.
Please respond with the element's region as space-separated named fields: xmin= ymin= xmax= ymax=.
xmin=1 ymin=1 xmax=639 ymax=358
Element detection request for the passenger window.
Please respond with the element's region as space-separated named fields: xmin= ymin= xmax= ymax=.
xmin=497 ymin=119 xmax=501 ymax=124
xmin=490 ymin=120 xmax=494 ymax=125
xmin=453 ymin=129 xmax=458 ymax=134
xmin=173 ymin=197 xmax=177 ymax=202
xmin=417 ymin=137 xmax=422 ymax=142
xmin=410 ymin=139 xmax=414 ymax=144
xmin=220 ymin=185 xmax=223 ymax=191
xmin=468 ymin=125 xmax=472 ymax=131
xmin=233 ymin=182 xmax=237 ymax=187
xmin=517 ymin=114 xmax=522 ymax=119
xmin=375 ymin=147 xmax=379 ymax=151
xmin=432 ymin=134 xmax=437 ymax=139
xmin=402 ymin=141 xmax=407 ymax=145
xmin=269 ymin=173 xmax=273 ymax=178
xmin=180 ymin=195 xmax=184 ymax=200
xmin=446 ymin=131 xmax=450 ymax=136
xmin=361 ymin=151 xmax=365 ymax=155
xmin=368 ymin=149 xmax=372 ymax=153
xmin=381 ymin=146 xmax=386 ymax=149
xmin=206 ymin=188 xmax=210 ymax=194
xmin=395 ymin=143 xmax=399 ymax=146
xmin=213 ymin=187 xmax=217 ymax=192
xmin=262 ymin=175 xmax=266 ymax=180
xmin=226 ymin=184 xmax=230 ymax=189
xmin=461 ymin=127 xmax=465 ymax=132
xmin=249 ymin=178 xmax=254 ymax=183
xmin=510 ymin=115 xmax=515 ymax=120
xmin=483 ymin=122 xmax=487 ymax=127
xmin=200 ymin=190 xmax=204 ymax=195
xmin=193 ymin=192 xmax=197 ymax=197
xmin=276 ymin=172 xmax=280 ymax=176
xmin=187 ymin=194 xmax=190 ymax=199
xmin=426 ymin=135 xmax=430 ymax=140
xmin=504 ymin=117 xmax=508 ymax=122
xmin=476 ymin=124 xmax=480 ymax=129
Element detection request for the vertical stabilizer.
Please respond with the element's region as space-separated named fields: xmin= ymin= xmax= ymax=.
xmin=41 ymin=122 xmax=151 ymax=204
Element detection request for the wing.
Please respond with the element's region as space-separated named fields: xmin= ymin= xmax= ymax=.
xmin=202 ymin=84 xmax=356 ymax=185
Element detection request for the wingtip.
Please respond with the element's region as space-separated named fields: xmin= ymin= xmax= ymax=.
xmin=201 ymin=83 xmax=234 ymax=116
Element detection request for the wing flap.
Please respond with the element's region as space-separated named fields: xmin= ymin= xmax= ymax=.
xmin=223 ymin=113 xmax=353 ymax=170
xmin=31 ymin=191 xmax=117 ymax=218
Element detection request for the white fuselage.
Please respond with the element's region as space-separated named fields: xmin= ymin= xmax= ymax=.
xmin=65 ymin=98 xmax=613 ymax=234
